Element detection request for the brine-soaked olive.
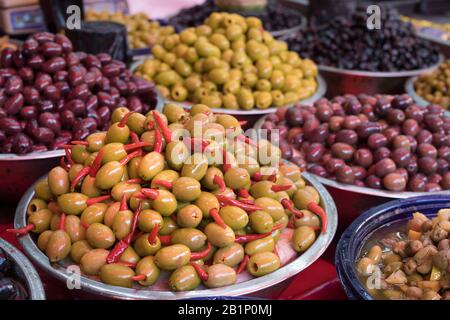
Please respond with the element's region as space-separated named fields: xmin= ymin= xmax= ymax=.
xmin=254 ymin=197 xmax=285 ymax=221
xmin=111 ymin=182 xmax=141 ymax=201
xmin=64 ymin=215 xmax=85 ymax=242
xmin=204 ymin=222 xmax=235 ymax=248
xmin=46 ymin=230 xmax=71 ymax=262
xmin=100 ymin=263 xmax=135 ymax=288
xmin=37 ymin=230 xmax=53 ymax=251
xmin=80 ymin=248 xmax=109 ymax=276
xmin=292 ymin=226 xmax=316 ymax=253
xmin=70 ymin=240 xmax=92 ymax=263
xmin=219 ymin=206 xmax=248 ymax=230
xmin=171 ymin=228 xmax=207 ymax=251
xmin=48 ymin=167 xmax=70 ymax=196
xmin=86 ymin=223 xmax=115 ymax=249
xmin=151 ymin=190 xmax=178 ymax=216
xmin=28 ymin=208 xmax=53 ymax=233
xmin=213 ymin=243 xmax=244 ymax=267
xmin=104 ymin=202 xmax=120 ymax=228
xmin=245 ymin=236 xmax=275 ymax=255
xmin=159 ymin=216 xmax=179 ymax=235
xmin=181 ymin=154 xmax=209 ymax=180
xmin=57 ymin=193 xmax=88 ymax=215
xmin=172 ymin=177 xmax=201 ymax=202
xmin=177 ymin=204 xmax=203 ymax=228
xmin=139 ymin=152 xmax=165 ymax=181
xmin=35 ymin=179 xmax=54 ymax=201
xmin=204 ymin=264 xmax=237 ymax=288
xmin=224 ymin=167 xmax=251 ymax=190
xmin=138 ymin=209 xmax=164 ymax=232
xmin=193 ymin=192 xmax=220 ymax=218
xmin=247 ymin=252 xmax=281 ymax=277
xmin=81 ymin=203 xmax=107 ymax=225
xmin=169 ymin=265 xmax=201 ymax=291
xmin=134 ymin=233 xmax=161 ymax=256
xmin=249 ymin=210 xmax=273 ymax=234
xmin=155 ymin=244 xmax=191 ymax=270
xmin=135 ymin=256 xmax=160 ymax=287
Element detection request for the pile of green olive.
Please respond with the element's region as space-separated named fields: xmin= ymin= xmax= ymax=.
xmin=135 ymin=12 xmax=318 ymax=110
xmin=20 ymin=103 xmax=326 ymax=291
xmin=85 ymin=11 xmax=175 ymax=49
xmin=414 ymin=59 xmax=450 ymax=109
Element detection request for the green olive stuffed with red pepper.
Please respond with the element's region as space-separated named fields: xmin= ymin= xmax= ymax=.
xmin=11 ymin=103 xmax=327 ymax=291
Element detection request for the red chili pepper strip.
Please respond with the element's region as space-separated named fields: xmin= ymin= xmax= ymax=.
xmin=58 ymin=213 xmax=66 ymax=231
xmin=106 ymin=240 xmax=129 ymax=264
xmin=119 ymin=194 xmax=128 ymax=211
xmin=153 ymin=128 xmax=163 ymax=153
xmin=152 ymin=180 xmax=173 ymax=189
xmin=235 ymin=224 xmax=283 ymax=244
xmin=184 ymin=137 xmax=210 ymax=152
xmin=140 ymin=188 xmax=159 ymax=200
xmin=209 ymin=208 xmax=227 ymax=229
xmin=239 ymin=199 xmax=255 ymax=205
xmin=131 ymin=231 xmax=143 ymax=243
xmin=131 ymin=274 xmax=146 ymax=281
xmin=216 ymin=195 xmax=262 ymax=212
xmin=237 ymin=134 xmax=258 ymax=148
xmin=123 ymin=141 xmax=151 ymax=152
xmin=236 ymin=255 xmax=249 ymax=274
xmin=238 ymin=188 xmax=250 ymax=198
xmin=117 ymin=261 xmax=136 ymax=268
xmin=127 ymin=201 xmax=143 ymax=243
xmin=152 ymin=111 xmax=172 ymax=143
xmin=119 ymin=150 xmax=142 ymax=166
xmin=190 ymin=262 xmax=208 ymax=282
xmin=213 ymin=175 xmax=226 ymax=192
xmin=80 ymin=221 xmax=90 ymax=230
xmin=147 ymin=223 xmax=160 ymax=245
xmin=60 ymin=157 xmax=71 ymax=171
xmin=268 ymin=173 xmax=277 ymax=182
xmin=221 ymin=148 xmax=231 ymax=173
xmin=86 ymin=194 xmax=111 ymax=206
xmin=190 ymin=242 xmax=212 ymax=261
xmin=130 ymin=131 xmax=140 ymax=144
xmin=70 ymin=166 xmax=91 ymax=192
xmin=287 ymin=216 xmax=296 ymax=229
xmin=89 ymin=148 xmax=105 ymax=177
xmin=271 ymin=184 xmax=293 ymax=192
xmin=307 ymin=202 xmax=327 ymax=234
xmin=252 ymin=172 xmax=262 ymax=182
xmin=118 ymin=112 xmax=134 ymax=128
xmin=71 ymin=140 xmax=88 ymax=146
xmin=281 ymin=199 xmax=304 ymax=219
xmin=239 ymin=120 xmax=247 ymax=126
xmin=147 ymin=121 xmax=154 ymax=130
xmin=6 ymin=224 xmax=34 ymax=236
xmin=63 ymin=145 xmax=74 ymax=166
xmin=159 ymin=235 xmax=172 ymax=246
xmin=125 ymin=178 xmax=144 ymax=184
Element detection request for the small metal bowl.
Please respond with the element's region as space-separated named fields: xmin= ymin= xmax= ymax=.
xmin=0 ymin=150 xmax=64 ymax=204
xmin=336 ymin=194 xmax=450 ymax=300
xmin=0 ymin=237 xmax=46 ymax=300
xmin=318 ymin=54 xmax=444 ymax=97
xmin=15 ymin=172 xmax=337 ymax=300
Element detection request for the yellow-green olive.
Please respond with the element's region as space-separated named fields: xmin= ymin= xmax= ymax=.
xmin=247 ymin=252 xmax=281 ymax=277
xmin=86 ymin=223 xmax=116 ymax=249
xmin=45 ymin=230 xmax=71 ymax=262
xmin=70 ymin=240 xmax=92 ymax=263
xmin=169 ymin=265 xmax=201 ymax=291
xmin=292 ymin=226 xmax=316 ymax=253
xmin=204 ymin=264 xmax=237 ymax=288
xmin=135 ymin=256 xmax=160 ymax=286
xmin=99 ymin=263 xmax=135 ymax=288
xmin=213 ymin=243 xmax=244 ymax=267
xmin=154 ymin=244 xmax=191 ymax=270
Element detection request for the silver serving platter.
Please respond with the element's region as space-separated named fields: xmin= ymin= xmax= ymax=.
xmin=0 ymin=237 xmax=46 ymax=300
xmin=14 ymin=172 xmax=337 ymax=300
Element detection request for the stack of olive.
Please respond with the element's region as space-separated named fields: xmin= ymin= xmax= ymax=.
xmin=260 ymin=94 xmax=450 ymax=192
xmin=16 ymin=103 xmax=326 ymax=291
xmin=356 ymin=209 xmax=450 ymax=300
xmin=85 ymin=11 xmax=176 ymax=50
xmin=414 ymin=59 xmax=450 ymax=109
xmin=135 ymin=12 xmax=318 ymax=110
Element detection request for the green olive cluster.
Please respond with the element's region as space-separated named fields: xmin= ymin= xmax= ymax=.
xmin=85 ymin=11 xmax=175 ymax=49
xmin=415 ymin=59 xmax=450 ymax=109
xmin=24 ymin=103 xmax=325 ymax=291
xmin=135 ymin=12 xmax=318 ymax=110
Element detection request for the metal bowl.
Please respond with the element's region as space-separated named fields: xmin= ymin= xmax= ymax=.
xmin=0 ymin=150 xmax=64 ymax=204
xmin=14 ymin=172 xmax=337 ymax=300
xmin=0 ymin=237 xmax=46 ymax=300
xmin=318 ymin=54 xmax=444 ymax=97
xmin=254 ymin=115 xmax=450 ymax=229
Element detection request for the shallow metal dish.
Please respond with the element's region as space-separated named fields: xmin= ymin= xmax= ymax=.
xmin=0 ymin=237 xmax=46 ymax=300
xmin=0 ymin=150 xmax=64 ymax=203
xmin=254 ymin=115 xmax=450 ymax=229
xmin=15 ymin=172 xmax=337 ymax=300
xmin=318 ymin=54 xmax=444 ymax=97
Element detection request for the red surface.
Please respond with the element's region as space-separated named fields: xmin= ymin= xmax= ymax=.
xmin=0 ymin=206 xmax=347 ymax=300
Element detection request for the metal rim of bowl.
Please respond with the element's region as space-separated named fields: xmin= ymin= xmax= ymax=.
xmin=253 ymin=114 xmax=450 ymax=200
xmin=156 ymin=74 xmax=327 ymax=115
xmin=0 ymin=237 xmax=46 ymax=300
xmin=317 ymin=53 xmax=444 ymax=78
xmin=335 ymin=194 xmax=450 ymax=300
xmin=0 ymin=149 xmax=65 ymax=161
xmin=15 ymin=172 xmax=337 ymax=300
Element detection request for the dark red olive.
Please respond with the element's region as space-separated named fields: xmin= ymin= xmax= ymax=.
xmin=4 ymin=93 xmax=24 ymax=115
xmin=383 ymin=173 xmax=406 ymax=191
xmin=308 ymin=164 xmax=327 ymax=177
xmin=417 ymin=143 xmax=437 ymax=159
xmin=418 ymin=156 xmax=438 ymax=176
xmin=18 ymin=67 xmax=34 ymax=83
xmin=325 ymin=158 xmax=345 ymax=174
xmin=336 ymin=129 xmax=358 ymax=145
xmin=328 ymin=116 xmax=344 ymax=132
xmin=22 ymin=38 xmax=39 ymax=56
xmin=428 ymin=173 xmax=442 ymax=184
xmin=424 ymin=183 xmax=441 ymax=192
xmin=391 ymin=148 xmax=411 ymax=168
xmin=42 ymin=57 xmax=66 ymax=73
xmin=42 ymin=42 xmax=62 ymax=58
xmin=27 ymin=55 xmax=44 ymax=70
xmin=32 ymin=127 xmax=55 ymax=144
xmin=54 ymin=34 xmax=73 ymax=53
xmin=0 ymin=117 xmax=21 ymax=135
xmin=352 ymin=166 xmax=366 ymax=180
xmin=375 ymin=158 xmax=396 ymax=177
xmin=343 ymin=115 xmax=361 ymax=130
xmin=331 ymin=142 xmax=354 ymax=161
xmin=54 ymin=81 xmax=70 ymax=96
xmin=416 ymin=130 xmax=433 ymax=144
xmin=387 ymin=108 xmax=405 ymax=124
xmin=438 ymin=147 xmax=450 ymax=162
xmin=367 ymin=133 xmax=388 ymax=149
xmin=11 ymin=133 xmax=32 ymax=154
xmin=20 ymin=106 xmax=38 ymax=120
xmin=32 ymin=32 xmax=55 ymax=44
xmin=39 ymin=112 xmax=61 ymax=134
xmin=4 ymin=76 xmax=23 ymax=95
xmin=0 ymin=48 xmax=14 ymax=68
xmin=440 ymin=172 xmax=450 ymax=190
xmin=408 ymin=174 xmax=427 ymax=192
xmin=354 ymin=149 xmax=373 ymax=168
xmin=306 ymin=143 xmax=325 ymax=163
xmin=335 ymin=165 xmax=355 ymax=184
xmin=60 ymin=110 xmax=76 ymax=128
xmin=392 ymin=135 xmax=411 ymax=150
xmin=424 ymin=114 xmax=444 ymax=132
xmin=42 ymin=85 xmax=61 ymax=101
xmin=374 ymin=97 xmax=391 ymax=116
xmin=391 ymin=94 xmax=413 ymax=110
xmin=365 ymin=175 xmax=381 ymax=189
xmin=373 ymin=147 xmax=391 ymax=162
xmin=357 ymin=122 xmax=381 ymax=139
xmin=432 ymin=133 xmax=448 ymax=148
xmin=34 ymin=73 xmax=52 ymax=92
xmin=402 ymin=119 xmax=419 ymax=136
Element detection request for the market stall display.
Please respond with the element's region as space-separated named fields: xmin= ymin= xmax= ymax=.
xmin=135 ymin=12 xmax=319 ymax=111
xmin=336 ymin=195 xmax=450 ymax=300
xmin=10 ymin=103 xmax=337 ymax=298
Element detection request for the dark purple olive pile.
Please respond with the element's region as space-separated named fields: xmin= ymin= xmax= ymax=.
xmin=168 ymin=0 xmax=304 ymax=33
xmin=0 ymin=32 xmax=157 ymax=154
xmin=261 ymin=94 xmax=450 ymax=192
xmin=0 ymin=248 xmax=27 ymax=300
xmin=286 ymin=7 xmax=440 ymax=72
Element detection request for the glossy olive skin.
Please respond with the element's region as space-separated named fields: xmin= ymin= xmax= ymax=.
xmin=245 ymin=236 xmax=275 ymax=255
xmin=193 ymin=192 xmax=220 ymax=217
xmin=138 ymin=209 xmax=164 ymax=232
xmin=154 ymin=244 xmax=191 ymax=270
xmin=165 ymin=141 xmax=189 ymax=171
xmin=70 ymin=240 xmax=92 ymax=263
xmin=112 ymin=210 xmax=133 ymax=240
xmin=201 ymin=167 xmax=224 ymax=191
xmin=139 ymin=152 xmax=165 ymax=181
xmin=247 ymin=252 xmax=281 ymax=277
xmin=159 ymin=216 xmax=179 ymax=235
xmin=95 ymin=161 xmax=124 ymax=190
xmin=45 ymin=230 xmax=71 ymax=262
xmin=81 ymin=203 xmax=107 ymax=225
xmin=28 ymin=208 xmax=53 ymax=233
xmin=27 ymin=199 xmax=48 ymax=215
xmin=204 ymin=222 xmax=235 ymax=248
xmin=57 ymin=193 xmax=88 ymax=215
xmin=81 ymin=176 xmax=102 ymax=198
xmin=249 ymin=210 xmax=273 ymax=234
xmin=134 ymin=233 xmax=161 ymax=256
xmin=292 ymin=226 xmax=316 ymax=253
xmin=151 ymin=170 xmax=179 ymax=190
xmin=213 ymin=243 xmax=244 ymax=267
xmin=169 ymin=265 xmax=201 ymax=291
xmin=171 ymin=228 xmax=207 ymax=251
xmin=181 ymin=154 xmax=209 ymax=181
xmin=111 ymin=182 xmax=141 ymax=201
xmin=293 ymin=189 xmax=317 ymax=210
xmin=177 ymin=204 xmax=203 ymax=228
xmin=172 ymin=177 xmax=202 ymax=202
xmin=254 ymin=197 xmax=285 ymax=221
xmin=100 ymin=264 xmax=135 ymax=288
xmin=64 ymin=215 xmax=86 ymax=242
xmin=120 ymin=246 xmax=140 ymax=265
xmin=104 ymin=202 xmax=120 ymax=228
xmin=35 ymin=179 xmax=54 ymax=201
xmin=80 ymin=248 xmax=109 ymax=276
xmin=294 ymin=210 xmax=321 ymax=230
xmin=37 ymin=230 xmax=53 ymax=251
xmin=48 ymin=167 xmax=70 ymax=196
xmin=106 ymin=123 xmax=130 ymax=144
xmin=151 ymin=190 xmax=177 ymax=216
xmin=250 ymin=181 xmax=278 ymax=199
xmin=133 ymin=256 xmax=160 ymax=287
xmin=224 ymin=167 xmax=251 ymax=190
xmin=219 ymin=206 xmax=248 ymax=230
xmin=86 ymin=223 xmax=116 ymax=249
xmin=204 ymin=264 xmax=237 ymax=288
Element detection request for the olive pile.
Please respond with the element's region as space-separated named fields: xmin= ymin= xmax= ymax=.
xmin=136 ymin=12 xmax=318 ymax=110
xmin=415 ymin=59 xmax=450 ymax=109
xmin=0 ymin=32 xmax=157 ymax=154
xmin=0 ymin=248 xmax=28 ymax=300
xmin=168 ymin=0 xmax=304 ymax=33
xmin=287 ymin=7 xmax=440 ymax=72
xmin=15 ymin=104 xmax=326 ymax=291
xmin=85 ymin=11 xmax=176 ymax=50
xmin=261 ymin=94 xmax=450 ymax=192
xmin=356 ymin=210 xmax=450 ymax=300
